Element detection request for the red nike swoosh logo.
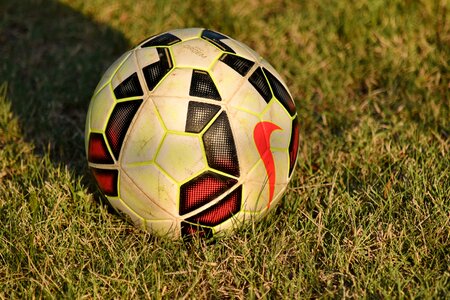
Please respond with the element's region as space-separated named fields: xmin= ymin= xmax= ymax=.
xmin=253 ymin=121 xmax=282 ymax=208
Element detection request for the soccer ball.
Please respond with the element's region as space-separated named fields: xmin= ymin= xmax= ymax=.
xmin=85 ymin=28 xmax=299 ymax=238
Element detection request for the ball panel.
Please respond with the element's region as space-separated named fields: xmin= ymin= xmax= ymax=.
xmin=211 ymin=210 xmax=256 ymax=235
xmin=248 ymin=67 xmax=273 ymax=103
xmin=267 ymin=178 xmax=289 ymax=210
xmin=134 ymin=47 xmax=161 ymax=73
xmin=228 ymin=80 xmax=268 ymax=115
xmin=121 ymin=99 xmax=164 ymax=165
xmin=151 ymin=68 xmax=192 ymax=97
xmin=227 ymin=110 xmax=261 ymax=173
xmin=185 ymin=101 xmax=221 ymax=134
xmin=111 ymin=53 xmax=138 ymax=91
xmin=155 ymin=134 xmax=206 ymax=183
xmin=113 ymin=72 xmax=144 ymax=99
xmin=201 ymin=29 xmax=235 ymax=53
xmin=179 ymin=171 xmax=238 ymax=215
xmin=152 ymin=96 xmax=190 ymax=132
xmin=272 ymin=150 xmax=290 ymax=185
xmin=260 ymin=101 xmax=293 ymax=149
xmin=142 ymin=48 xmax=174 ymax=91
xmin=108 ymin=197 xmax=145 ymax=229
xmin=220 ymin=39 xmax=259 ymax=62
xmin=89 ymin=85 xmax=116 ymax=132
xmin=241 ymin=151 xmax=289 ymax=212
xmin=105 ymin=100 xmax=142 ymax=161
xmin=189 ymin=70 xmax=222 ymax=100
xmin=211 ymin=57 xmax=247 ymax=101
xmin=184 ymin=185 xmax=242 ymax=227
xmin=232 ymin=40 xmax=262 ymax=62
xmin=203 ymin=112 xmax=240 ymax=177
xmin=263 ymin=68 xmax=296 ymax=116
xmin=88 ymin=133 xmax=114 ymax=164
xmin=218 ymin=53 xmax=255 ymax=77
xmin=170 ymin=38 xmax=222 ymax=70
xmin=141 ymin=32 xmax=181 ymax=48
xmin=91 ymin=167 xmax=118 ymax=197
xmin=145 ymin=219 xmax=180 ymax=238
xmin=121 ymin=165 xmax=177 ymax=218
xmin=166 ymin=28 xmax=203 ymax=41
xmin=288 ymin=117 xmax=299 ymax=177
xmin=241 ymin=179 xmax=269 ymax=212
xmin=258 ymin=58 xmax=289 ymax=90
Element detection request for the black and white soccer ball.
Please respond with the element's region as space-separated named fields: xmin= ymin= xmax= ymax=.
xmin=85 ymin=28 xmax=299 ymax=238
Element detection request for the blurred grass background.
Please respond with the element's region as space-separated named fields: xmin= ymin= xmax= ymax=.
xmin=1 ymin=0 xmax=449 ymax=298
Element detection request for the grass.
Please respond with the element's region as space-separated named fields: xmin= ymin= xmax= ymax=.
xmin=1 ymin=0 xmax=449 ymax=298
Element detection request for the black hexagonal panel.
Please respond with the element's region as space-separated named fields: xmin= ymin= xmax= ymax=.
xmin=185 ymin=101 xmax=221 ymax=133
xmin=105 ymin=100 xmax=142 ymax=160
xmin=202 ymin=111 xmax=240 ymax=177
xmin=142 ymin=47 xmax=173 ymax=91
xmin=263 ymin=68 xmax=296 ymax=116
xmin=248 ymin=67 xmax=272 ymax=103
xmin=141 ymin=33 xmax=181 ymax=48
xmin=113 ymin=72 xmax=143 ymax=99
xmin=219 ymin=53 xmax=255 ymax=76
xmin=189 ymin=70 xmax=222 ymax=100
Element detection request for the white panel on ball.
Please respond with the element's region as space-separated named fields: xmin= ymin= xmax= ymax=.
xmin=152 ymin=96 xmax=190 ymax=132
xmin=155 ymin=134 xmax=206 ymax=183
xmin=169 ymin=28 xmax=203 ymax=41
xmin=134 ymin=47 xmax=162 ymax=71
xmin=241 ymin=150 xmax=290 ymax=213
xmin=227 ymin=109 xmax=261 ymax=173
xmin=228 ymin=79 xmax=268 ymax=114
xmin=120 ymin=167 xmax=178 ymax=218
xmin=241 ymin=179 xmax=270 ymax=212
xmin=111 ymin=54 xmax=138 ymax=91
xmin=272 ymin=150 xmax=290 ymax=186
xmin=151 ymin=68 xmax=192 ymax=97
xmin=211 ymin=59 xmax=247 ymax=101
xmin=260 ymin=101 xmax=292 ymax=149
xmin=171 ymin=38 xmax=222 ymax=70
xmin=221 ymin=39 xmax=259 ymax=62
xmin=89 ymin=85 xmax=115 ymax=132
xmin=121 ymin=100 xmax=164 ymax=165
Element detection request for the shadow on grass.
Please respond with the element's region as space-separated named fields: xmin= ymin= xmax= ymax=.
xmin=0 ymin=0 xmax=129 ymax=177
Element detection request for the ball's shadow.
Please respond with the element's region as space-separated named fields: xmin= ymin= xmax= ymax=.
xmin=1 ymin=0 xmax=129 ymax=178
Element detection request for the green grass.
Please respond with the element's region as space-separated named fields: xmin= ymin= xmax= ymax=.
xmin=1 ymin=0 xmax=449 ymax=298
